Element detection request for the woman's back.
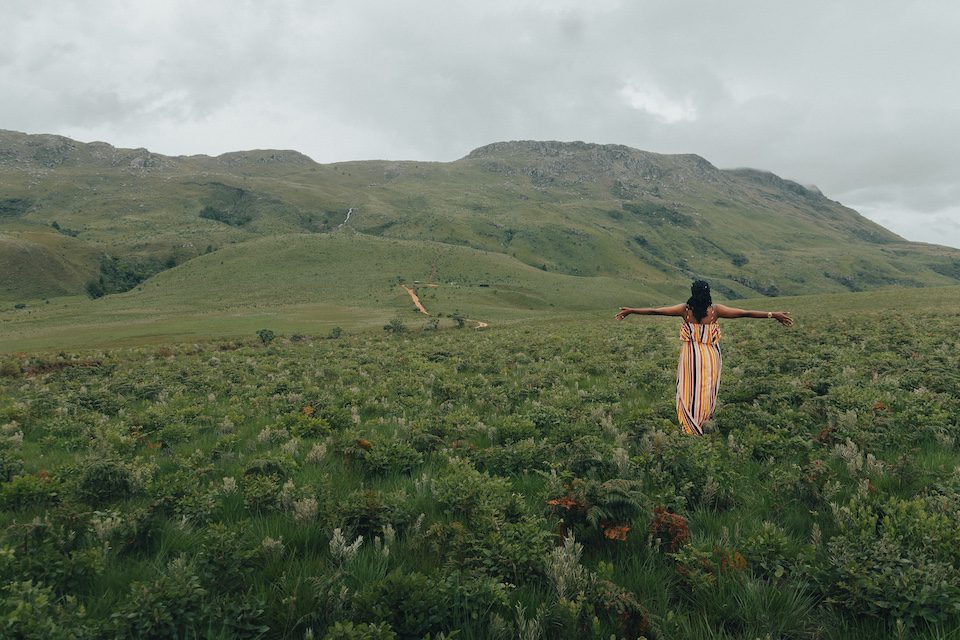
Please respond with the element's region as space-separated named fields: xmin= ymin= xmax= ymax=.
xmin=682 ymin=303 xmax=718 ymax=325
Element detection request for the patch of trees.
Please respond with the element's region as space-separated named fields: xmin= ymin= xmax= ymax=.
xmin=199 ymin=205 xmax=253 ymax=227
xmin=85 ymin=254 xmax=178 ymax=299
xmin=0 ymin=198 xmax=31 ymax=218
xmin=930 ymin=260 xmax=960 ymax=281
xmin=729 ymin=275 xmax=780 ymax=297
xmin=51 ymin=221 xmax=80 ymax=237
xmin=622 ymin=201 xmax=694 ymax=227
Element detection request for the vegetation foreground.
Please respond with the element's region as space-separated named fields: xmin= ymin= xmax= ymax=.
xmin=2 ymin=297 xmax=960 ymax=639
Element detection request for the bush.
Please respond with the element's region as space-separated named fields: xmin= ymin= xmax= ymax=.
xmin=0 ymin=474 xmax=60 ymax=510
xmin=0 ymin=360 xmax=21 ymax=378
xmin=0 ymin=580 xmax=96 ymax=639
xmin=111 ymin=558 xmax=206 ymax=638
xmin=432 ymin=458 xmax=511 ymax=523
xmin=383 ymin=318 xmax=406 ymax=334
xmin=0 ymin=450 xmax=23 ymax=481
xmin=2 ymin=517 xmax=106 ymax=594
xmin=638 ymin=430 xmax=738 ymax=510
xmin=256 ymin=329 xmax=276 ymax=345
xmin=323 ymin=621 xmax=397 ymax=640
xmin=76 ymin=459 xmax=134 ymax=505
xmin=359 ymin=570 xmax=508 ymax=638
xmin=826 ymin=494 xmax=960 ymax=626
xmin=359 ymin=439 xmax=424 ymax=475
xmin=339 ymin=489 xmax=411 ymax=539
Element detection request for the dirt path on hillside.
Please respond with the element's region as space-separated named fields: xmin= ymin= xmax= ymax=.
xmin=400 ymin=284 xmax=430 ymax=315
xmin=398 ymin=284 xmax=489 ymax=329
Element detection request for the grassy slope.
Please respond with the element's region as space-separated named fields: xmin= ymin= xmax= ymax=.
xmin=0 ymin=231 xmax=681 ymax=352
xmin=3 ymin=234 xmax=957 ymax=353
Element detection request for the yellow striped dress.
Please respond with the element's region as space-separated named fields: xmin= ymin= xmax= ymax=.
xmin=676 ymin=321 xmax=722 ymax=435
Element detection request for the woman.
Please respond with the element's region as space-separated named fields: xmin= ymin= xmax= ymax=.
xmin=615 ymin=280 xmax=793 ymax=435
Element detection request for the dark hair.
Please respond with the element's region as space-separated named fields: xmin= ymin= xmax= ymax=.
xmin=687 ymin=280 xmax=712 ymax=322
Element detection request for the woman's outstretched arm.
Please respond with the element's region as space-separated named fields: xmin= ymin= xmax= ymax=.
xmin=714 ymin=303 xmax=793 ymax=326
xmin=616 ymin=303 xmax=686 ymax=320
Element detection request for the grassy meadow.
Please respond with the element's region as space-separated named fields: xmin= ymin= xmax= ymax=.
xmin=2 ymin=286 xmax=960 ymax=638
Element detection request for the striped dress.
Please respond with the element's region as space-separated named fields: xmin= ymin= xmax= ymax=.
xmin=676 ymin=321 xmax=722 ymax=435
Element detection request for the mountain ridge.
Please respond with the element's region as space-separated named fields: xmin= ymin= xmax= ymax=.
xmin=1 ymin=129 xmax=957 ymax=308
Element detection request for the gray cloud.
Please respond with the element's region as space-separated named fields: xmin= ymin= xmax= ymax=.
xmin=2 ymin=0 xmax=958 ymax=247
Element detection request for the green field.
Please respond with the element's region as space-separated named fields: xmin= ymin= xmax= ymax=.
xmin=2 ymin=286 xmax=960 ymax=638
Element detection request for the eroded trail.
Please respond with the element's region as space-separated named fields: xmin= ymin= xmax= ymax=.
xmin=398 ymin=284 xmax=488 ymax=329
xmin=400 ymin=284 xmax=430 ymax=315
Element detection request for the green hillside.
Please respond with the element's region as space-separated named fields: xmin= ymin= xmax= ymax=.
xmin=0 ymin=232 xmax=677 ymax=352
xmin=3 ymin=130 xmax=960 ymax=350
xmin=3 ymin=130 xmax=959 ymax=302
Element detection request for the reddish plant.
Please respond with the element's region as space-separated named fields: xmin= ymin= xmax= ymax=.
xmin=649 ymin=506 xmax=690 ymax=552
xmin=601 ymin=522 xmax=631 ymax=542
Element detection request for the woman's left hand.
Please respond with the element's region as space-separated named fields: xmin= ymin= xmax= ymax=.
xmin=615 ymin=307 xmax=632 ymax=321
xmin=772 ymin=311 xmax=793 ymax=326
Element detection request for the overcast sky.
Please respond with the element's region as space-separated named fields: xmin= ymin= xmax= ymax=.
xmin=3 ymin=0 xmax=959 ymax=247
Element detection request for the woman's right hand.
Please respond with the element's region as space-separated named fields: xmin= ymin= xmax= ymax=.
xmin=615 ymin=307 xmax=632 ymax=321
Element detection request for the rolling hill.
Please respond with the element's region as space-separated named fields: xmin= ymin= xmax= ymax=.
xmin=2 ymin=129 xmax=959 ymax=349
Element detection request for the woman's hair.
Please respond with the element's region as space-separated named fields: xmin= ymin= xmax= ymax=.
xmin=687 ymin=280 xmax=712 ymax=321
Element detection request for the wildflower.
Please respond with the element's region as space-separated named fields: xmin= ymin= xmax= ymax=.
xmin=90 ymin=510 xmax=124 ymax=551
xmin=262 ymin=536 xmax=285 ymax=554
xmin=221 ymin=477 xmax=238 ymax=494
xmin=280 ymin=480 xmax=297 ymax=510
xmin=302 ymin=405 xmax=314 ymax=416
xmin=306 ymin=443 xmax=327 ymax=464
xmin=329 ymin=528 xmax=363 ymax=566
xmin=281 ymin=437 xmax=300 ymax=457
xmin=293 ymin=496 xmax=318 ymax=523
xmin=545 ymin=532 xmax=586 ymax=600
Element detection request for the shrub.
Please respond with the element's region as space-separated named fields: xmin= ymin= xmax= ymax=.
xmin=359 ymin=439 xmax=424 ymax=475
xmin=111 ymin=558 xmax=206 ymax=638
xmin=638 ymin=430 xmax=738 ymax=510
xmin=195 ymin=523 xmax=259 ymax=588
xmin=0 ymin=450 xmax=24 ymax=481
xmin=76 ymin=459 xmax=134 ymax=505
xmin=546 ymin=478 xmax=646 ymax=541
xmin=256 ymin=329 xmax=276 ymax=345
xmin=383 ymin=318 xmax=406 ymax=334
xmin=323 ymin=621 xmax=397 ymax=640
xmin=339 ymin=489 xmax=411 ymax=539
xmin=241 ymin=474 xmax=281 ymax=514
xmin=243 ymin=457 xmax=292 ymax=481
xmin=0 ymin=580 xmax=95 ymax=639
xmin=0 ymin=360 xmax=20 ymax=378
xmin=0 ymin=474 xmax=60 ymax=510
xmin=826 ymin=494 xmax=960 ymax=626
xmin=432 ymin=458 xmax=511 ymax=523
xmin=359 ymin=570 xmax=508 ymax=638
xmin=2 ymin=517 xmax=106 ymax=594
